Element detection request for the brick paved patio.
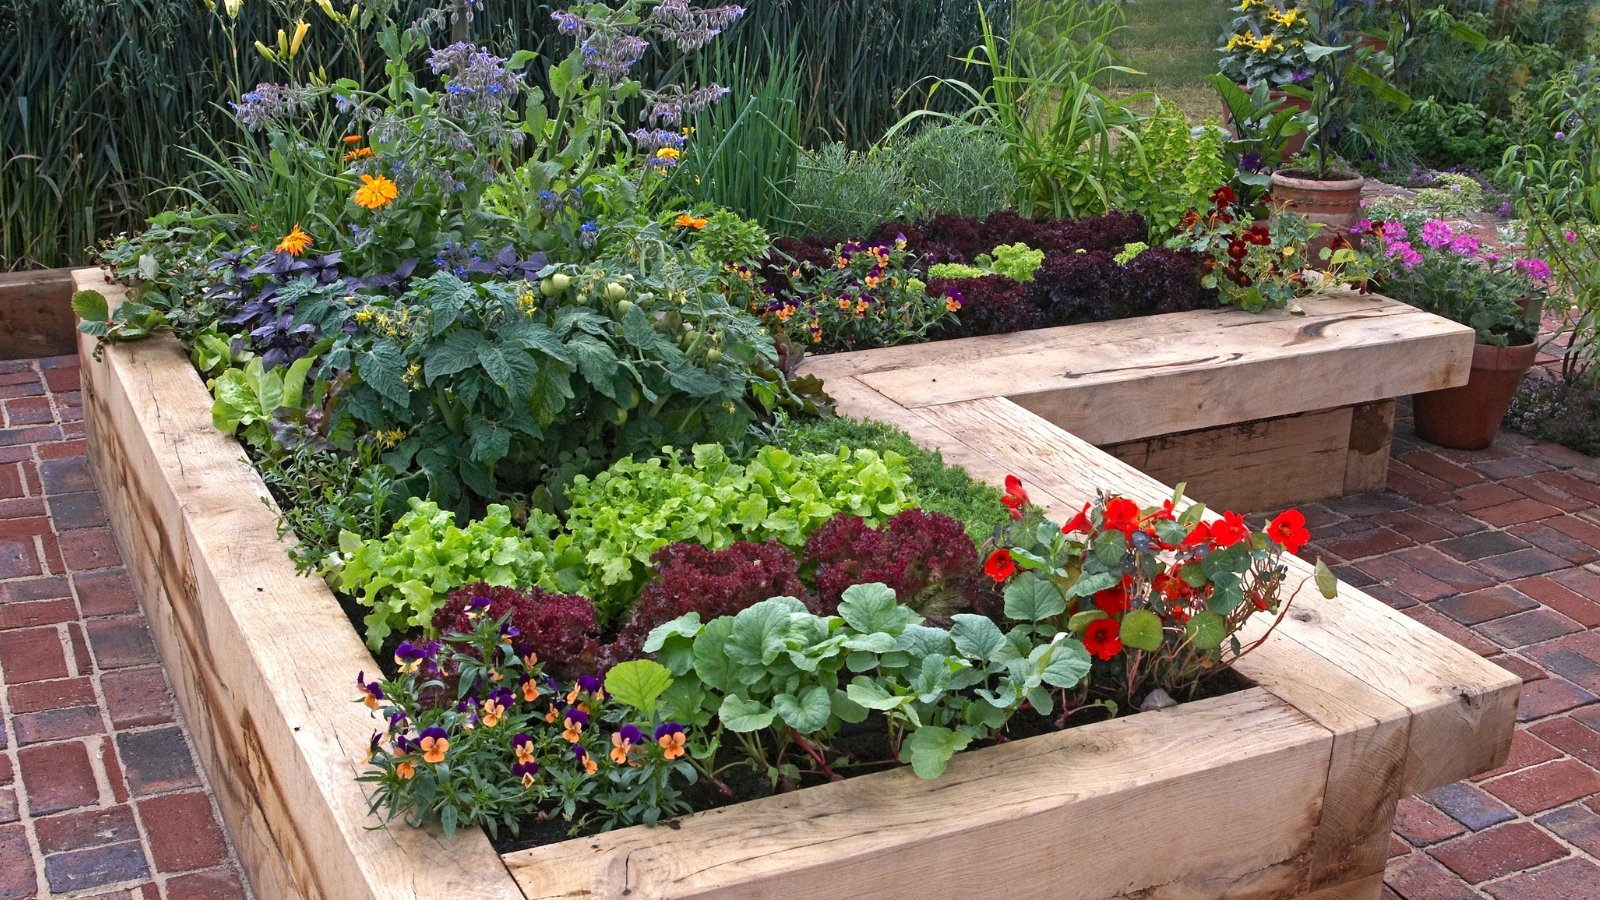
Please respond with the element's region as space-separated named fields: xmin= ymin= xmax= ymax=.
xmin=3 ymin=350 xmax=1600 ymax=898
xmin=1303 ymin=405 xmax=1600 ymax=899
xmin=0 ymin=357 xmax=246 ymax=899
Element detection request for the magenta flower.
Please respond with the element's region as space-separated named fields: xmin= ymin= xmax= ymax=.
xmin=1515 ymin=258 xmax=1552 ymax=281
xmin=1566 ymin=230 xmax=1579 ymax=244
xmin=1350 ymin=219 xmax=1374 ymax=235
xmin=1448 ymin=235 xmax=1481 ymax=256
xmin=1381 ymin=221 xmax=1408 ymax=242
xmin=1385 ymin=241 xmax=1423 ymax=270
xmin=1420 ymin=221 xmax=1453 ymax=250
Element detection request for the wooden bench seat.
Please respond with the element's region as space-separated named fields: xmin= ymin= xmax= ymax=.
xmin=801 ymin=292 xmax=1475 ymax=511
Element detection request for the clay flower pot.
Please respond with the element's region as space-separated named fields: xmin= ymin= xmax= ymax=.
xmin=1270 ymin=170 xmax=1366 ymax=262
xmin=1412 ymin=341 xmax=1539 ymax=451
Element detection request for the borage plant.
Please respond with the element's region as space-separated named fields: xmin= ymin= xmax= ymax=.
xmin=983 ymin=477 xmax=1337 ymax=709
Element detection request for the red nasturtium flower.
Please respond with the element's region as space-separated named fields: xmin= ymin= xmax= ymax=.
xmin=1180 ymin=520 xmax=1212 ymax=548
xmin=984 ymin=548 xmax=1016 ymax=583
xmin=1083 ymin=618 xmax=1123 ymax=661
xmin=1209 ymin=511 xmax=1250 ymax=548
xmin=1061 ymin=502 xmax=1093 ymax=535
xmin=1001 ymin=475 xmax=1029 ymax=520
xmin=1092 ymin=574 xmax=1135 ymax=615
xmin=1266 ymin=509 xmax=1310 ymax=554
xmin=1102 ymin=497 xmax=1142 ymax=535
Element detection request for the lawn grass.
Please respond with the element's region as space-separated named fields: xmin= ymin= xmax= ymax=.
xmin=1106 ymin=0 xmax=1235 ymax=123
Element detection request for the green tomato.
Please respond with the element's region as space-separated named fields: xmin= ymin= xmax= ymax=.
xmin=539 ymin=277 xmax=557 ymax=296
xmin=704 ymin=348 xmax=722 ymax=364
xmin=605 ymin=282 xmax=627 ymax=303
xmin=608 ymin=405 xmax=629 ymax=426
xmin=550 ymin=272 xmax=571 ymax=293
xmin=615 ymin=299 xmax=635 ymax=317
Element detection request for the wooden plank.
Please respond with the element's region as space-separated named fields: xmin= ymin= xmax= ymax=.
xmin=504 ymin=689 xmax=1332 ymax=900
xmin=1346 ymin=400 xmax=1397 ymax=494
xmin=799 ymin=292 xmax=1474 ymax=446
xmin=1299 ymin=872 xmax=1384 ymax=900
xmin=1101 ymin=407 xmax=1353 ymax=513
xmin=0 ymin=267 xmax=78 ymax=359
xmin=76 ymin=270 xmax=519 ymax=900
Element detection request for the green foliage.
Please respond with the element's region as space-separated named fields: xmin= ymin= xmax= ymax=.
xmin=785 ymin=124 xmax=1017 ymax=238
xmin=209 ymin=352 xmax=319 ymax=449
xmin=1110 ymin=103 xmax=1232 ymax=236
xmin=772 ymin=237 xmax=955 ymax=352
xmin=310 ymin=264 xmax=776 ymax=510
xmin=646 ymin=584 xmax=1091 ymax=782
xmin=929 ymin=242 xmax=1045 ymax=282
xmin=331 ymin=498 xmax=558 ymax=649
xmin=552 ymin=444 xmax=918 ymax=624
xmin=775 ymin=415 xmax=1005 ymax=543
xmin=255 ymin=440 xmax=398 ymax=575
xmin=72 ymin=290 xmax=172 ymax=361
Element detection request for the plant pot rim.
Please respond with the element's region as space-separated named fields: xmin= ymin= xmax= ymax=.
xmin=1272 ymin=170 xmax=1366 ymax=190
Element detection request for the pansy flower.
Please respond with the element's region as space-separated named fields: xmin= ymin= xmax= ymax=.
xmin=512 ymin=732 xmax=536 ymax=765
xmin=356 ymin=672 xmax=384 ymax=709
xmin=519 ymin=673 xmax=541 ymax=704
xmin=418 ymin=726 xmax=450 ymax=764
xmin=482 ymin=692 xmax=510 ymax=728
xmin=655 ymin=723 xmax=687 ymax=760
xmin=522 ymin=650 xmax=540 ymax=670
xmin=1265 ymin=508 xmax=1309 ymax=553
xmin=393 ymin=641 xmax=425 ymax=673
xmin=1083 ymin=618 xmax=1123 ymax=661
xmin=512 ymin=759 xmax=540 ymax=787
xmin=561 ymin=707 xmax=590 ymax=743
xmin=611 ymin=723 xmax=644 ymax=765
xmin=1001 ymin=475 xmax=1029 ymax=520
xmin=983 ymin=548 xmax=1016 ymax=583
xmin=572 ymin=743 xmax=598 ymax=776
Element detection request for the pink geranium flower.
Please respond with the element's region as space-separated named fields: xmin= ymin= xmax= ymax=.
xmin=1420 ymin=220 xmax=1454 ymax=249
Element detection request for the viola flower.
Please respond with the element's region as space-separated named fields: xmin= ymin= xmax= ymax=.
xmin=366 ymin=731 xmax=383 ymax=764
xmin=356 ymin=672 xmax=384 ymax=709
xmin=482 ymin=694 xmax=508 ymax=728
xmin=1265 ymin=509 xmax=1310 ymax=553
xmin=573 ymin=744 xmax=598 ymax=776
xmin=944 ymin=288 xmax=964 ymax=313
xmin=655 ymin=723 xmax=687 ymax=760
xmin=544 ymin=704 xmax=560 ymax=724
xmin=561 ymin=707 xmax=589 ymax=743
xmin=418 ymin=726 xmax=450 ymax=764
xmin=512 ymin=759 xmax=540 ymax=786
xmin=275 ymin=223 xmax=313 ymax=256
xmin=512 ymin=732 xmax=536 ymax=765
xmin=394 ymin=641 xmax=425 ymax=673
xmin=353 ymin=173 xmax=398 ymax=210
xmin=522 ymin=650 xmax=540 ymax=669
xmin=1001 ymin=475 xmax=1029 ymax=520
xmin=1061 ymin=502 xmax=1093 ymax=536
xmin=1102 ymin=497 xmax=1142 ymax=535
xmin=610 ymin=729 xmax=638 ymax=765
xmin=1210 ymin=511 xmax=1250 ymax=548
xmin=983 ymin=548 xmax=1016 ymax=583
xmin=1083 ymin=618 xmax=1123 ymax=661
xmin=395 ymin=760 xmax=416 ymax=780
xmin=519 ymin=673 xmax=541 ymax=703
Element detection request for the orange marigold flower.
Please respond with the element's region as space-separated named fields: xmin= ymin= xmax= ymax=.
xmin=276 ymin=223 xmax=313 ymax=256
xmin=343 ymin=134 xmax=363 ymax=144
xmin=674 ymin=213 xmax=708 ymax=229
xmin=353 ymin=173 xmax=398 ymax=210
xmin=344 ymin=146 xmax=374 ymax=162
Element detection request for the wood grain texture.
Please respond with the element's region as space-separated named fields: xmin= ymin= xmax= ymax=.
xmin=1345 ymin=401 xmax=1396 ymax=494
xmin=505 ymin=689 xmax=1330 ymax=900
xmin=76 ymin=270 xmax=518 ymax=900
xmin=800 ymin=292 xmax=1474 ymax=446
xmin=0 ymin=267 xmax=78 ymax=359
xmin=1101 ymin=407 xmax=1354 ymax=513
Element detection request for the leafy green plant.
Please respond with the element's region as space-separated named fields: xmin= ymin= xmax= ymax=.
xmin=1110 ymin=102 xmax=1232 ymax=237
xmin=928 ymin=242 xmax=1044 ymax=282
xmin=256 ymin=440 xmax=398 ymax=575
xmin=330 ymin=497 xmax=558 ymax=648
xmin=71 ymin=290 xmax=172 ymax=361
xmin=646 ymin=582 xmax=1091 ymax=784
xmin=209 ymin=352 xmax=321 ymax=449
xmin=552 ymin=443 xmax=918 ymax=624
xmin=1212 ymin=76 xmax=1313 ymax=209
xmin=775 ymin=415 xmax=1005 ymax=542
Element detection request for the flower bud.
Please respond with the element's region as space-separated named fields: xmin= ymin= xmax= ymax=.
xmin=254 ymin=39 xmax=276 ymax=61
xmin=289 ymin=20 xmax=310 ymax=57
xmin=224 ymin=0 xmax=243 ymax=18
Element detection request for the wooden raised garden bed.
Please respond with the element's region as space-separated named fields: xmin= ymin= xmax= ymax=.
xmin=76 ymin=268 xmax=1515 ymax=899
xmin=0 ymin=267 xmax=79 ymax=360
xmin=801 ymin=292 xmax=1475 ymax=512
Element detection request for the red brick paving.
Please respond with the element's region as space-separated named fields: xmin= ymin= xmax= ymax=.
xmin=0 ymin=357 xmax=245 ymax=898
xmin=1297 ymin=406 xmax=1600 ymax=897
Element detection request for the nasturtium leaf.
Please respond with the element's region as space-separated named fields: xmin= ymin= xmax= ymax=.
xmin=1315 ymin=558 xmax=1339 ymax=599
xmin=1003 ymin=575 xmax=1067 ymax=622
xmin=718 ymin=695 xmax=777 ymax=733
xmin=1119 ymin=610 xmax=1165 ymax=652
xmin=1067 ymin=610 xmax=1107 ymax=634
xmin=772 ymin=685 xmax=832 ymax=734
xmin=1067 ymin=571 xmax=1120 ymax=599
xmin=1185 ymin=611 xmax=1227 ymax=650
xmin=950 ymin=614 xmax=1007 ymax=662
xmin=899 ymin=725 xmax=972 ymax=780
xmin=1093 ymin=530 xmax=1127 ymax=566
xmin=605 ymin=659 xmax=673 ymax=717
xmin=837 ymin=582 xmax=916 ymax=635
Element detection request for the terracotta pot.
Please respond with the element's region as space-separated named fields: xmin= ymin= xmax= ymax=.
xmin=1221 ymin=86 xmax=1313 ymax=159
xmin=1270 ymin=170 xmax=1366 ymax=264
xmin=1412 ymin=341 xmax=1538 ymax=451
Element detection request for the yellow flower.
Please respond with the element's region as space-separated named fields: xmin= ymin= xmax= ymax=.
xmin=655 ymin=147 xmax=681 ymax=162
xmin=353 ymin=173 xmax=398 ymax=210
xmin=275 ymin=223 xmax=313 ymax=256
